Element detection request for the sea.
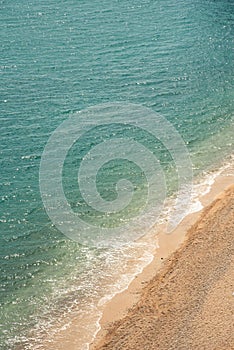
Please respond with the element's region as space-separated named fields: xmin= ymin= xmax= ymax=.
xmin=0 ymin=0 xmax=233 ymax=349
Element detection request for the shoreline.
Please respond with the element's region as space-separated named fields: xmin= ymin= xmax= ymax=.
xmin=38 ymin=159 xmax=234 ymax=350
xmin=90 ymin=163 xmax=234 ymax=350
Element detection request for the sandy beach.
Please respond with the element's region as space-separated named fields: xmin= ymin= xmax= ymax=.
xmin=2 ymin=1 xmax=234 ymax=348
xmin=40 ymin=165 xmax=234 ymax=350
xmin=91 ymin=178 xmax=234 ymax=349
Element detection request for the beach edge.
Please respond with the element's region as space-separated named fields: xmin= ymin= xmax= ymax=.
xmin=90 ymin=167 xmax=234 ymax=350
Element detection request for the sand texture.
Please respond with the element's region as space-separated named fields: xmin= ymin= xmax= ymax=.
xmin=93 ymin=185 xmax=234 ymax=350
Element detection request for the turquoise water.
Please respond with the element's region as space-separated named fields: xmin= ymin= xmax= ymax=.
xmin=1 ymin=0 xmax=233 ymax=348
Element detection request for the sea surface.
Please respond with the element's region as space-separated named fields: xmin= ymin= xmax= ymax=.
xmin=0 ymin=0 xmax=233 ymax=349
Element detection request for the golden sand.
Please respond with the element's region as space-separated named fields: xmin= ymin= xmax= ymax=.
xmin=92 ymin=184 xmax=234 ymax=350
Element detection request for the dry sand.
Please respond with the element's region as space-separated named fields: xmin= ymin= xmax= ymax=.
xmin=92 ymin=184 xmax=234 ymax=350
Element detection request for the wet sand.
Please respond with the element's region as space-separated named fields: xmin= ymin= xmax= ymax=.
xmin=91 ymin=182 xmax=234 ymax=350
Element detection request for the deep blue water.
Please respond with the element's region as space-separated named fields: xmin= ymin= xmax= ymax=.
xmin=0 ymin=0 xmax=233 ymax=348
